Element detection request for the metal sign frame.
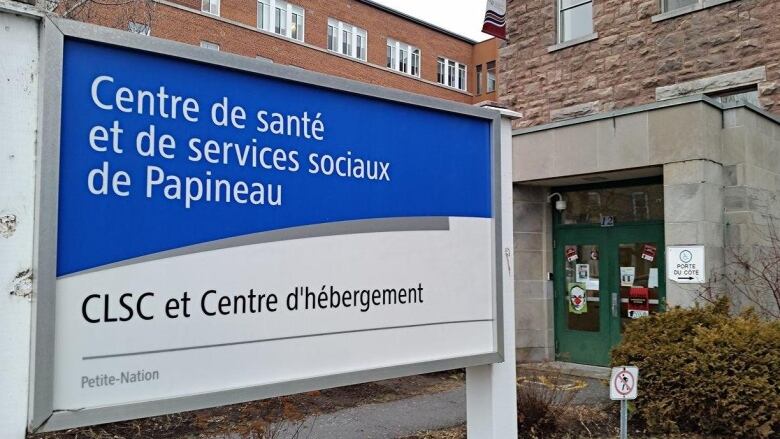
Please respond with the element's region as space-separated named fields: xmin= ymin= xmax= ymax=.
xmin=30 ymin=16 xmax=504 ymax=432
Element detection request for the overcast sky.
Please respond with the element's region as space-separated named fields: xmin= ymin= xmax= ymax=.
xmin=369 ymin=0 xmax=492 ymax=42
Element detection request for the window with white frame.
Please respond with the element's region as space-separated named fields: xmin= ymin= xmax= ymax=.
xmin=200 ymin=41 xmax=220 ymax=50
xmin=436 ymin=57 xmax=467 ymax=91
xmin=128 ymin=21 xmax=150 ymax=36
xmin=356 ymin=32 xmax=366 ymax=60
xmin=662 ymin=0 xmax=698 ymax=12
xmin=411 ymin=49 xmax=420 ymax=77
xmin=201 ymin=0 xmax=219 ymax=15
xmin=476 ymin=65 xmax=483 ymax=95
xmin=327 ymin=18 xmax=367 ymax=61
xmin=558 ymin=0 xmax=593 ymax=43
xmin=487 ymin=61 xmax=496 ymax=93
xmin=257 ymin=0 xmax=304 ymax=41
xmin=386 ymin=39 xmax=420 ymax=77
xmin=328 ymin=22 xmax=337 ymax=51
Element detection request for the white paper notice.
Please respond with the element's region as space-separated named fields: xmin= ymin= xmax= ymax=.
xmin=649 ymin=268 xmax=659 ymax=288
xmin=576 ymin=264 xmax=590 ymax=282
xmin=620 ymin=267 xmax=636 ymax=287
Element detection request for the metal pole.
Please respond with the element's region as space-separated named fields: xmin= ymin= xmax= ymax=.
xmin=620 ymin=399 xmax=628 ymax=439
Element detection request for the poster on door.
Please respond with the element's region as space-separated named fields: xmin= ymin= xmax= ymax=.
xmin=627 ymin=287 xmax=650 ymax=319
xmin=641 ymin=244 xmax=656 ymax=262
xmin=620 ymin=267 xmax=636 ymax=287
xmin=575 ymin=264 xmax=590 ymax=282
xmin=568 ymin=283 xmax=588 ymax=314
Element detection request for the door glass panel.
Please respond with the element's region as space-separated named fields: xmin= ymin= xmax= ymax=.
xmin=564 ymin=244 xmax=600 ymax=332
xmin=618 ymin=242 xmax=661 ymax=331
xmin=560 ymin=184 xmax=664 ymax=225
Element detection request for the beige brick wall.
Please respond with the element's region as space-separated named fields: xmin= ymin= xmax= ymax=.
xmin=501 ymin=0 xmax=780 ymax=127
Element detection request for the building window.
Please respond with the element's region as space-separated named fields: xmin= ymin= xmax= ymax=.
xmin=356 ymin=33 xmax=365 ymax=60
xmin=258 ymin=0 xmax=270 ymax=31
xmin=386 ymin=39 xmax=420 ymax=77
xmin=258 ymin=0 xmax=304 ymax=41
xmin=200 ymin=41 xmax=220 ymax=50
xmin=201 ymin=0 xmax=219 ymax=15
xmin=436 ymin=57 xmax=467 ymax=91
xmin=128 ymin=21 xmax=150 ymax=36
xmin=274 ymin=4 xmax=286 ymax=35
xmin=662 ymin=0 xmax=699 ymax=12
xmin=558 ymin=0 xmax=593 ymax=43
xmin=487 ymin=61 xmax=496 ymax=93
xmin=386 ymin=42 xmax=395 ymax=68
xmin=476 ymin=65 xmax=483 ymax=95
xmin=342 ymin=28 xmax=352 ymax=56
xmin=328 ymin=22 xmax=337 ymax=51
xmin=290 ymin=6 xmax=303 ymax=40
xmin=327 ymin=19 xmax=366 ymax=61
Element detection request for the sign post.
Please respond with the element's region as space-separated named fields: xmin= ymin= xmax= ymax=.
xmin=610 ymin=366 xmax=638 ymax=439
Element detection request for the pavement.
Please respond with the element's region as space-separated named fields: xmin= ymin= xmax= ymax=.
xmin=262 ymin=387 xmax=465 ymax=439
xmin=213 ymin=366 xmax=611 ymax=439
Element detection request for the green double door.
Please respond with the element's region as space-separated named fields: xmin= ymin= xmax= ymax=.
xmin=553 ymin=223 xmax=665 ymax=366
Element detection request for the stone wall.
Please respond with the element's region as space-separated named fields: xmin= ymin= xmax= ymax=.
xmin=513 ymin=185 xmax=554 ymax=362
xmin=501 ymin=0 xmax=780 ymax=128
xmin=721 ymin=107 xmax=780 ymax=316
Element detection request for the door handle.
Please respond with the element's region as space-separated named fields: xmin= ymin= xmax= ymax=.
xmin=611 ymin=293 xmax=618 ymax=318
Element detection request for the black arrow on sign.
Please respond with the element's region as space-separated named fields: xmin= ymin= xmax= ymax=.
xmin=677 ymin=276 xmax=695 ymax=280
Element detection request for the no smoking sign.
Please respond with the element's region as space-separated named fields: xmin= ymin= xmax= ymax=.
xmin=610 ymin=366 xmax=638 ymax=400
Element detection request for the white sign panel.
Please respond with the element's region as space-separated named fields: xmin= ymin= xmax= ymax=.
xmin=667 ymin=245 xmax=706 ymax=283
xmin=610 ymin=366 xmax=638 ymax=400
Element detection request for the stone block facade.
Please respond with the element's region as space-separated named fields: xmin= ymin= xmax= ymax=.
xmin=501 ymin=0 xmax=780 ymax=128
xmin=511 ymin=98 xmax=780 ymax=358
xmin=512 ymin=185 xmax=553 ymax=363
xmin=720 ymin=107 xmax=780 ymax=315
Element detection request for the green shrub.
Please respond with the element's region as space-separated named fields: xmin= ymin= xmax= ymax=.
xmin=611 ymin=298 xmax=780 ymax=438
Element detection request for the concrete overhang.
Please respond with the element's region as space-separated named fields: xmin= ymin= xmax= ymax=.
xmin=511 ymin=95 xmax=780 ymax=184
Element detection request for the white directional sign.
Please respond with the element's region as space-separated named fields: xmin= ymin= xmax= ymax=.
xmin=610 ymin=366 xmax=638 ymax=400
xmin=667 ymin=245 xmax=706 ymax=284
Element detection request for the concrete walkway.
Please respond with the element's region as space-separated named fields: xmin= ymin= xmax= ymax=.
xmin=212 ymin=365 xmax=611 ymax=439
xmin=263 ymin=387 xmax=465 ymax=439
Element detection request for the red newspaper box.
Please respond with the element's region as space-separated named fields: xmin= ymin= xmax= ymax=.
xmin=627 ymin=287 xmax=650 ymax=319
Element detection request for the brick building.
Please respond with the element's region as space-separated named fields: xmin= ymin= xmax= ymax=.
xmin=62 ymin=0 xmax=500 ymax=105
xmin=504 ymin=0 xmax=780 ymax=366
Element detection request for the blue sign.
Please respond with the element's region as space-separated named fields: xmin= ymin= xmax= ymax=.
xmin=57 ymin=40 xmax=493 ymax=276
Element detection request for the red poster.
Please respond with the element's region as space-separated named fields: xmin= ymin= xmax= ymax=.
xmin=641 ymin=244 xmax=656 ymax=262
xmin=627 ymin=287 xmax=650 ymax=319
